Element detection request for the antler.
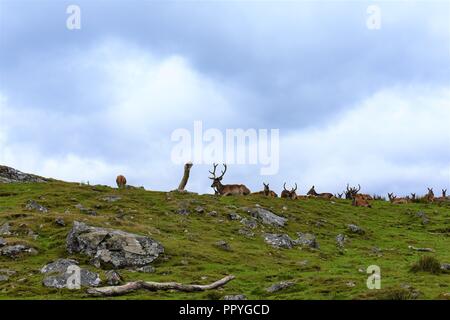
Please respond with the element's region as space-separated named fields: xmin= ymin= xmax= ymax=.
xmin=283 ymin=183 xmax=288 ymax=191
xmin=292 ymin=183 xmax=297 ymax=192
xmin=356 ymin=184 xmax=361 ymax=193
xmin=209 ymin=163 xmax=219 ymax=179
xmin=218 ymin=164 xmax=227 ymax=179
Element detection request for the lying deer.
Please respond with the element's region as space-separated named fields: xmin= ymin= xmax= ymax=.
xmin=352 ymin=194 xmax=372 ymax=208
xmin=281 ymin=183 xmax=297 ymax=199
xmin=388 ymin=192 xmax=409 ymax=204
xmin=209 ymin=163 xmax=250 ymax=196
xmin=435 ymin=189 xmax=448 ymax=202
xmin=345 ymin=184 xmax=360 ymax=200
xmin=306 ymin=186 xmax=333 ymax=199
xmin=116 ymin=175 xmax=127 ymax=189
xmin=253 ymin=183 xmax=278 ymax=197
xmin=425 ymin=188 xmax=434 ymax=203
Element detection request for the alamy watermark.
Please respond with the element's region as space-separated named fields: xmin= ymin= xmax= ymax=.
xmin=366 ymin=5 xmax=381 ymax=30
xmin=66 ymin=265 xmax=81 ymax=290
xmin=366 ymin=265 xmax=381 ymax=289
xmin=171 ymin=121 xmax=280 ymax=175
xmin=66 ymin=4 xmax=81 ymax=30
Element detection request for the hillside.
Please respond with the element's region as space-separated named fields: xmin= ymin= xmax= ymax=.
xmin=0 ymin=172 xmax=449 ymax=299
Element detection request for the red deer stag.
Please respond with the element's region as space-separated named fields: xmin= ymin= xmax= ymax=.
xmin=209 ymin=163 xmax=250 ymax=196
xmin=281 ymin=183 xmax=297 ymax=199
xmin=425 ymin=188 xmax=434 ymax=203
xmin=253 ymin=183 xmax=278 ymax=197
xmin=116 ymin=175 xmax=127 ymax=189
xmin=306 ymin=186 xmax=333 ymax=199
xmin=352 ymin=194 xmax=372 ymax=208
xmin=388 ymin=192 xmax=408 ymax=204
xmin=435 ymin=189 xmax=448 ymax=202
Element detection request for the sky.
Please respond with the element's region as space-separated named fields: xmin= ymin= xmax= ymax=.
xmin=0 ymin=0 xmax=449 ymax=196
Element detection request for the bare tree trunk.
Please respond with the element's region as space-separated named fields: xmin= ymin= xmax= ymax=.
xmin=87 ymin=275 xmax=235 ymax=297
xmin=177 ymin=162 xmax=193 ymax=191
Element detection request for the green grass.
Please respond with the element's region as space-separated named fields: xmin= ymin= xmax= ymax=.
xmin=0 ymin=181 xmax=449 ymax=300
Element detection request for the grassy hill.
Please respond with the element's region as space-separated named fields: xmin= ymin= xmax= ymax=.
xmin=0 ymin=180 xmax=449 ymax=300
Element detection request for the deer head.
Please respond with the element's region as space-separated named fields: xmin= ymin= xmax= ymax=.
xmin=410 ymin=193 xmax=416 ymax=200
xmin=306 ymin=185 xmax=317 ymax=196
xmin=263 ymin=183 xmax=270 ymax=195
xmin=281 ymin=183 xmax=297 ymax=199
xmin=209 ymin=163 xmax=227 ymax=191
xmin=345 ymin=184 xmax=361 ymax=199
xmin=442 ymin=189 xmax=447 ymax=197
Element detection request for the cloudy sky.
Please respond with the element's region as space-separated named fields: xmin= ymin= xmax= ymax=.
xmin=0 ymin=0 xmax=449 ymax=196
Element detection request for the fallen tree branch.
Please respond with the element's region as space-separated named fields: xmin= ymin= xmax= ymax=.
xmin=87 ymin=275 xmax=235 ymax=297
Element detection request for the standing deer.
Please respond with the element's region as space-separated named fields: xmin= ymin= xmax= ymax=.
xmin=253 ymin=183 xmax=278 ymax=197
xmin=209 ymin=163 xmax=250 ymax=196
xmin=425 ymin=188 xmax=434 ymax=203
xmin=116 ymin=175 xmax=127 ymax=189
xmin=281 ymin=183 xmax=297 ymax=199
xmin=306 ymin=186 xmax=333 ymax=199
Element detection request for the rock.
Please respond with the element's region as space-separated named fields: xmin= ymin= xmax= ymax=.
xmin=238 ymin=228 xmax=254 ymax=238
xmin=105 ymin=270 xmax=122 ymax=285
xmin=207 ymin=211 xmax=218 ymax=217
xmin=347 ymin=224 xmax=365 ymax=235
xmin=346 ymin=281 xmax=356 ymax=287
xmin=240 ymin=218 xmax=257 ymax=229
xmin=75 ymin=204 xmax=97 ymax=216
xmin=27 ymin=229 xmax=38 ymax=240
xmin=101 ymin=195 xmax=122 ymax=202
xmin=0 ymin=223 xmax=11 ymax=236
xmin=0 ymin=237 xmax=6 ymax=247
xmin=0 ymin=275 xmax=8 ymax=282
xmin=66 ymin=221 xmax=164 ymax=269
xmin=136 ymin=265 xmax=155 ymax=273
xmin=42 ymin=265 xmax=101 ymax=289
xmin=0 ymin=165 xmax=47 ymax=183
xmin=246 ymin=207 xmax=287 ymax=227
xmin=336 ymin=234 xmax=346 ymax=248
xmin=0 ymin=269 xmax=16 ymax=276
xmin=416 ymin=211 xmax=429 ymax=225
xmin=0 ymin=244 xmax=37 ymax=257
xmin=55 ymin=218 xmax=66 ymax=227
xmin=223 ymin=294 xmax=246 ymax=300
xmin=263 ymin=234 xmax=294 ymax=249
xmin=294 ymin=232 xmax=319 ymax=249
xmin=227 ymin=213 xmax=241 ymax=220
xmin=41 ymin=259 xmax=79 ymax=274
xmin=177 ymin=208 xmax=190 ymax=215
xmin=25 ymin=200 xmax=48 ymax=213
xmin=441 ymin=263 xmax=450 ymax=271
xmin=215 ymin=240 xmax=232 ymax=251
xmin=195 ymin=206 xmax=205 ymax=214
xmin=266 ymin=281 xmax=295 ymax=293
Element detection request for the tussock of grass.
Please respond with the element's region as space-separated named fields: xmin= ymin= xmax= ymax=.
xmin=410 ymin=256 xmax=442 ymax=274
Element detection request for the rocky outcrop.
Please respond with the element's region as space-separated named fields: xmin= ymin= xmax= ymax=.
xmin=25 ymin=200 xmax=48 ymax=213
xmin=294 ymin=232 xmax=319 ymax=249
xmin=263 ymin=233 xmax=295 ymax=249
xmin=66 ymin=221 xmax=164 ymax=269
xmin=41 ymin=259 xmax=101 ymax=288
xmin=245 ymin=207 xmax=287 ymax=227
xmin=0 ymin=165 xmax=47 ymax=183
xmin=0 ymin=244 xmax=37 ymax=257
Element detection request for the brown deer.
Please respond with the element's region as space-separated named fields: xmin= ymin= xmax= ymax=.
xmin=388 ymin=192 xmax=408 ymax=204
xmin=253 ymin=183 xmax=278 ymax=197
xmin=410 ymin=193 xmax=416 ymax=201
xmin=209 ymin=163 xmax=250 ymax=196
xmin=345 ymin=184 xmax=361 ymax=200
xmin=116 ymin=175 xmax=127 ymax=189
xmin=306 ymin=186 xmax=333 ymax=199
xmin=435 ymin=189 xmax=448 ymax=202
xmin=352 ymin=194 xmax=372 ymax=208
xmin=425 ymin=188 xmax=434 ymax=203
xmin=281 ymin=183 xmax=297 ymax=199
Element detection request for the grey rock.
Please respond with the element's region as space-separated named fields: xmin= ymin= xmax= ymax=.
xmin=0 ymin=237 xmax=6 ymax=247
xmin=75 ymin=204 xmax=97 ymax=216
xmin=0 ymin=275 xmax=8 ymax=282
xmin=177 ymin=208 xmax=190 ymax=215
xmin=238 ymin=228 xmax=254 ymax=238
xmin=0 ymin=244 xmax=37 ymax=257
xmin=294 ymin=232 xmax=319 ymax=249
xmin=0 ymin=165 xmax=47 ymax=183
xmin=101 ymin=195 xmax=122 ymax=202
xmin=105 ymin=270 xmax=122 ymax=285
xmin=266 ymin=281 xmax=295 ymax=293
xmin=228 ymin=212 xmax=241 ymax=220
xmin=441 ymin=263 xmax=450 ymax=271
xmin=55 ymin=218 xmax=66 ymax=227
xmin=0 ymin=269 xmax=16 ymax=276
xmin=41 ymin=259 xmax=79 ymax=274
xmin=66 ymin=221 xmax=164 ymax=269
xmin=195 ymin=206 xmax=205 ymax=214
xmin=263 ymin=234 xmax=294 ymax=249
xmin=25 ymin=200 xmax=48 ymax=213
xmin=416 ymin=211 xmax=429 ymax=225
xmin=336 ymin=234 xmax=346 ymax=248
xmin=246 ymin=207 xmax=287 ymax=227
xmin=240 ymin=218 xmax=257 ymax=229
xmin=215 ymin=240 xmax=232 ymax=251
xmin=207 ymin=211 xmax=218 ymax=217
xmin=136 ymin=265 xmax=155 ymax=273
xmin=347 ymin=224 xmax=365 ymax=235
xmin=42 ymin=264 xmax=101 ymax=289
xmin=0 ymin=223 xmax=11 ymax=236
xmin=223 ymin=294 xmax=246 ymax=300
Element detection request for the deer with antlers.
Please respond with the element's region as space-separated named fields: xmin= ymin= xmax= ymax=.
xmin=208 ymin=163 xmax=250 ymax=196
xmin=424 ymin=188 xmax=435 ymax=203
xmin=387 ymin=192 xmax=409 ymax=204
xmin=352 ymin=194 xmax=372 ymax=208
xmin=116 ymin=175 xmax=127 ymax=189
xmin=253 ymin=183 xmax=278 ymax=197
xmin=306 ymin=186 xmax=333 ymax=199
xmin=435 ymin=189 xmax=448 ymax=202
xmin=281 ymin=183 xmax=297 ymax=199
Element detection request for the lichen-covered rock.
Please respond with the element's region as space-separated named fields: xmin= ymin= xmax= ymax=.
xmin=263 ymin=234 xmax=294 ymax=249
xmin=105 ymin=270 xmax=122 ymax=285
xmin=0 ymin=165 xmax=47 ymax=183
xmin=0 ymin=237 xmax=6 ymax=247
xmin=294 ymin=232 xmax=319 ymax=249
xmin=266 ymin=281 xmax=295 ymax=293
xmin=347 ymin=224 xmax=365 ymax=235
xmin=336 ymin=234 xmax=346 ymax=248
xmin=74 ymin=204 xmax=97 ymax=216
xmin=0 ymin=244 xmax=37 ymax=257
xmin=240 ymin=218 xmax=258 ymax=229
xmin=101 ymin=195 xmax=122 ymax=202
xmin=0 ymin=223 xmax=11 ymax=236
xmin=25 ymin=200 xmax=48 ymax=213
xmin=246 ymin=207 xmax=287 ymax=227
xmin=66 ymin=221 xmax=164 ymax=269
xmin=41 ymin=259 xmax=101 ymax=289
xmin=223 ymin=294 xmax=246 ymax=300
xmin=215 ymin=240 xmax=232 ymax=251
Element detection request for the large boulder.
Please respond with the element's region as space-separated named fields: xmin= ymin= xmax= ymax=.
xmin=263 ymin=233 xmax=295 ymax=249
xmin=245 ymin=207 xmax=287 ymax=227
xmin=66 ymin=221 xmax=164 ymax=269
xmin=0 ymin=165 xmax=47 ymax=183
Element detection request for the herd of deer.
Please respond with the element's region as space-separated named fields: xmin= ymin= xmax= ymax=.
xmin=115 ymin=164 xmax=448 ymax=207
